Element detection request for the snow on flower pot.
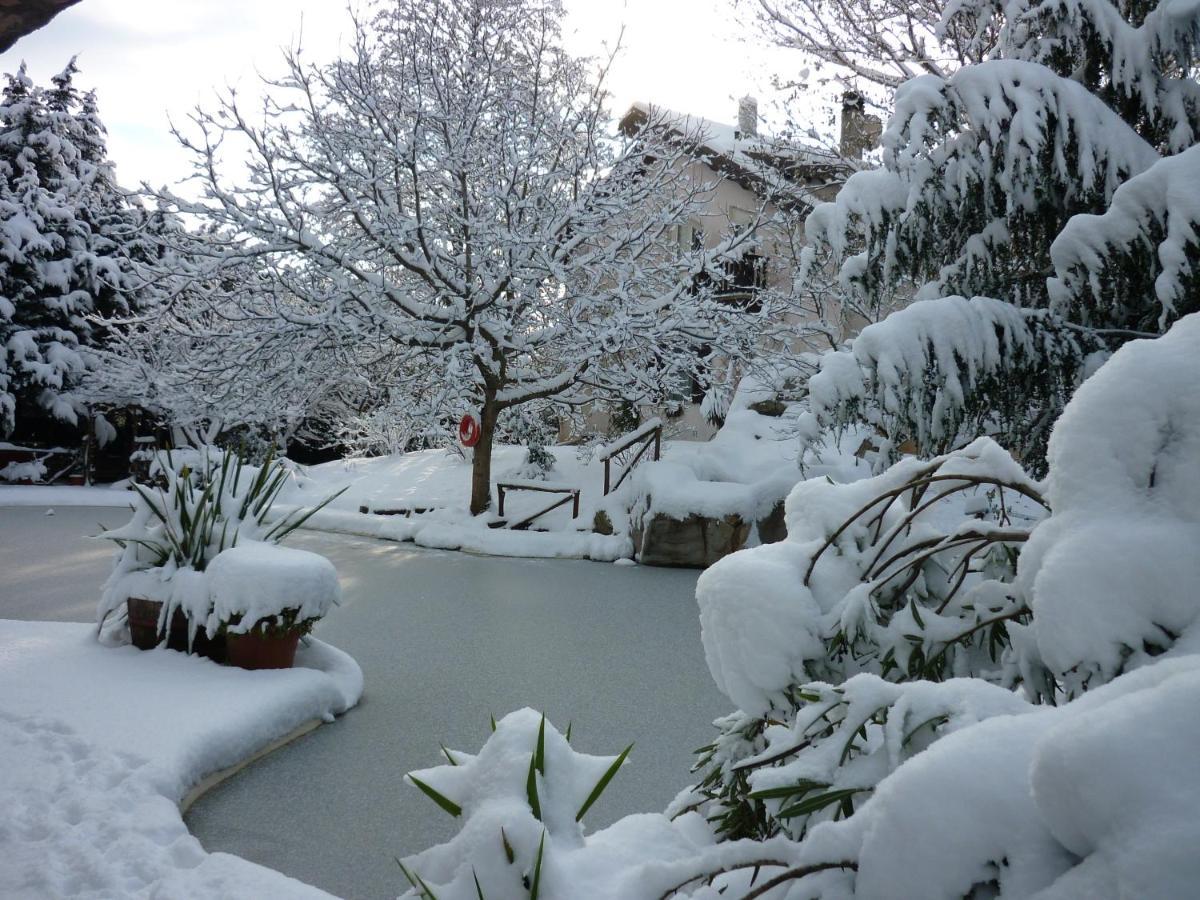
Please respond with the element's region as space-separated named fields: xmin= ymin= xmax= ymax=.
xmin=207 ymin=543 xmax=341 ymax=671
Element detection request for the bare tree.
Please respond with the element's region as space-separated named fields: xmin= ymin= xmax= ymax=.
xmin=166 ymin=0 xmax=787 ymax=514
xmin=746 ymin=0 xmax=996 ymax=91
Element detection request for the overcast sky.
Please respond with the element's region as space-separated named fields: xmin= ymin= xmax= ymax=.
xmin=0 ymin=0 xmax=795 ymax=191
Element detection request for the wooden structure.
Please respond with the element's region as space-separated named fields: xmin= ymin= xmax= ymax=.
xmin=495 ymin=480 xmax=580 ymax=531
xmin=600 ymin=418 xmax=663 ymax=495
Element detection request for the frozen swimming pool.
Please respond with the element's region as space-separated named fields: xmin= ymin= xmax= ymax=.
xmin=0 ymin=506 xmax=730 ymax=900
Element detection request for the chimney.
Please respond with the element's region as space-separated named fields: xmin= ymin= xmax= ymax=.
xmin=840 ymin=90 xmax=882 ymax=159
xmin=737 ymin=95 xmax=757 ymax=139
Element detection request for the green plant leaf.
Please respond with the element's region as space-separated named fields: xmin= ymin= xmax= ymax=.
xmin=395 ymin=857 xmax=440 ymax=900
xmin=490 ymin=713 xmax=497 ymax=732
xmin=529 ymin=830 xmax=545 ymax=900
xmin=408 ymin=775 xmax=462 ymax=818
xmin=501 ymin=827 xmax=515 ymax=864
xmin=440 ymin=743 xmax=458 ymax=766
xmin=748 ymin=779 xmax=826 ymax=801
xmin=535 ymin=715 xmax=546 ymax=775
xmin=777 ymin=787 xmax=867 ymax=820
xmin=526 ymin=752 xmax=542 ymax=820
xmin=575 ymin=742 xmax=632 ymax=822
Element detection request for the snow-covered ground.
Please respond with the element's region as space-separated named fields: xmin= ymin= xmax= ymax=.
xmin=0 ymin=613 xmax=361 ymax=898
xmin=0 ymin=500 xmax=727 ymax=899
xmin=281 ymin=406 xmax=864 ymax=563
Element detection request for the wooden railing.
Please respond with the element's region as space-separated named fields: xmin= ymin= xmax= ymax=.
xmin=599 ymin=417 xmax=662 ymax=495
xmin=496 ymin=480 xmax=581 ymax=531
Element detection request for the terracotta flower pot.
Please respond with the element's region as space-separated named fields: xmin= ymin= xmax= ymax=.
xmin=125 ymin=597 xmax=226 ymax=662
xmin=225 ymin=628 xmax=302 ymax=670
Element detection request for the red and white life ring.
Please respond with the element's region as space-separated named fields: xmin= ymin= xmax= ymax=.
xmin=458 ymin=413 xmax=481 ymax=448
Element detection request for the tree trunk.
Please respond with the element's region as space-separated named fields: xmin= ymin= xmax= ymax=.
xmin=469 ymin=400 xmax=500 ymax=516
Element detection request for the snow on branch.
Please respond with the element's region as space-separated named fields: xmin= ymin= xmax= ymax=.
xmin=944 ymin=0 xmax=1200 ymax=151
xmin=806 ymin=295 xmax=1091 ymax=467
xmin=804 ymin=59 xmax=1160 ymax=308
xmin=1049 ymin=144 xmax=1200 ymax=332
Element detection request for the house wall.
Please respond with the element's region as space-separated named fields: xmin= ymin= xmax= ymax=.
xmin=559 ymin=146 xmax=849 ymax=445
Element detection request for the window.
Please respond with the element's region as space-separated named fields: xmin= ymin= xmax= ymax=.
xmin=692 ymin=252 xmax=767 ymax=311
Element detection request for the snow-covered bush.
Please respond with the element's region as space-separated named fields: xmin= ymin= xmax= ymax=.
xmin=0 ymin=457 xmax=46 ymax=483
xmin=1015 ymin=312 xmax=1200 ymax=697
xmin=683 ymin=311 xmax=1200 ymax=873
xmin=805 ymin=297 xmax=1095 ymax=469
xmin=677 ymin=675 xmax=1030 ymax=842
xmin=398 ymin=709 xmax=632 ymax=899
xmin=697 ymin=437 xmax=1045 ymax=715
xmin=784 ymin=655 xmax=1200 ymax=899
xmin=96 ymin=447 xmax=342 ymax=645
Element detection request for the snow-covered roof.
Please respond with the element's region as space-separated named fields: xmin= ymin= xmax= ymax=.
xmin=618 ymin=101 xmax=848 ymax=210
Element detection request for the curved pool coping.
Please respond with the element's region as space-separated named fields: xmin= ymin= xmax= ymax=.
xmin=180 ymin=717 xmax=325 ymax=814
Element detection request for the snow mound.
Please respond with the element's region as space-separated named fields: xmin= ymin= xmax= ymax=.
xmin=207 ymin=542 xmax=341 ymax=632
xmin=1018 ymin=313 xmax=1200 ymax=692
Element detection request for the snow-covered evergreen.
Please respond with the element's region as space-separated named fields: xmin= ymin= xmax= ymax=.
xmin=801 ymin=0 xmax=1200 ymax=469
xmin=0 ymin=62 xmax=154 ymax=438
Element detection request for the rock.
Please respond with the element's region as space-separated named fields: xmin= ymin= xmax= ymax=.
xmin=748 ymin=398 xmax=787 ymax=417
xmin=634 ymin=511 xmax=750 ymax=568
xmin=592 ymin=509 xmax=614 ymax=536
xmin=755 ymin=500 xmax=787 ymax=544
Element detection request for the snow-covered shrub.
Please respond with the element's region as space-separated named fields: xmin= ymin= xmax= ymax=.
xmin=0 ymin=457 xmax=46 ymax=483
xmin=805 ymin=298 xmax=1095 ymax=472
xmin=96 ymin=447 xmax=342 ymax=645
xmin=1016 ymin=312 xmax=1200 ymax=697
xmin=680 ymin=312 xmax=1200 ymax=878
xmin=697 ymin=437 xmax=1045 ymax=716
xmin=784 ymin=655 xmax=1200 ymax=899
xmin=398 ymin=709 xmax=632 ymax=899
xmin=677 ymin=675 xmax=1030 ymax=843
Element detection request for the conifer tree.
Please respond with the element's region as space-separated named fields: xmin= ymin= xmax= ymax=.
xmin=0 ymin=61 xmax=152 ymax=438
xmin=801 ymin=0 xmax=1200 ymax=469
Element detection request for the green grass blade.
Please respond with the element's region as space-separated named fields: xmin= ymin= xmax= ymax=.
xmin=407 ymin=775 xmax=462 ymax=818
xmin=535 ymin=715 xmax=546 ymax=775
xmin=526 ymin=753 xmax=542 ymax=820
xmin=575 ymin=743 xmax=632 ymax=822
xmin=529 ymin=831 xmax=545 ymax=900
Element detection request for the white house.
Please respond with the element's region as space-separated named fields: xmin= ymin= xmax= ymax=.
xmin=589 ymin=94 xmax=874 ymax=439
